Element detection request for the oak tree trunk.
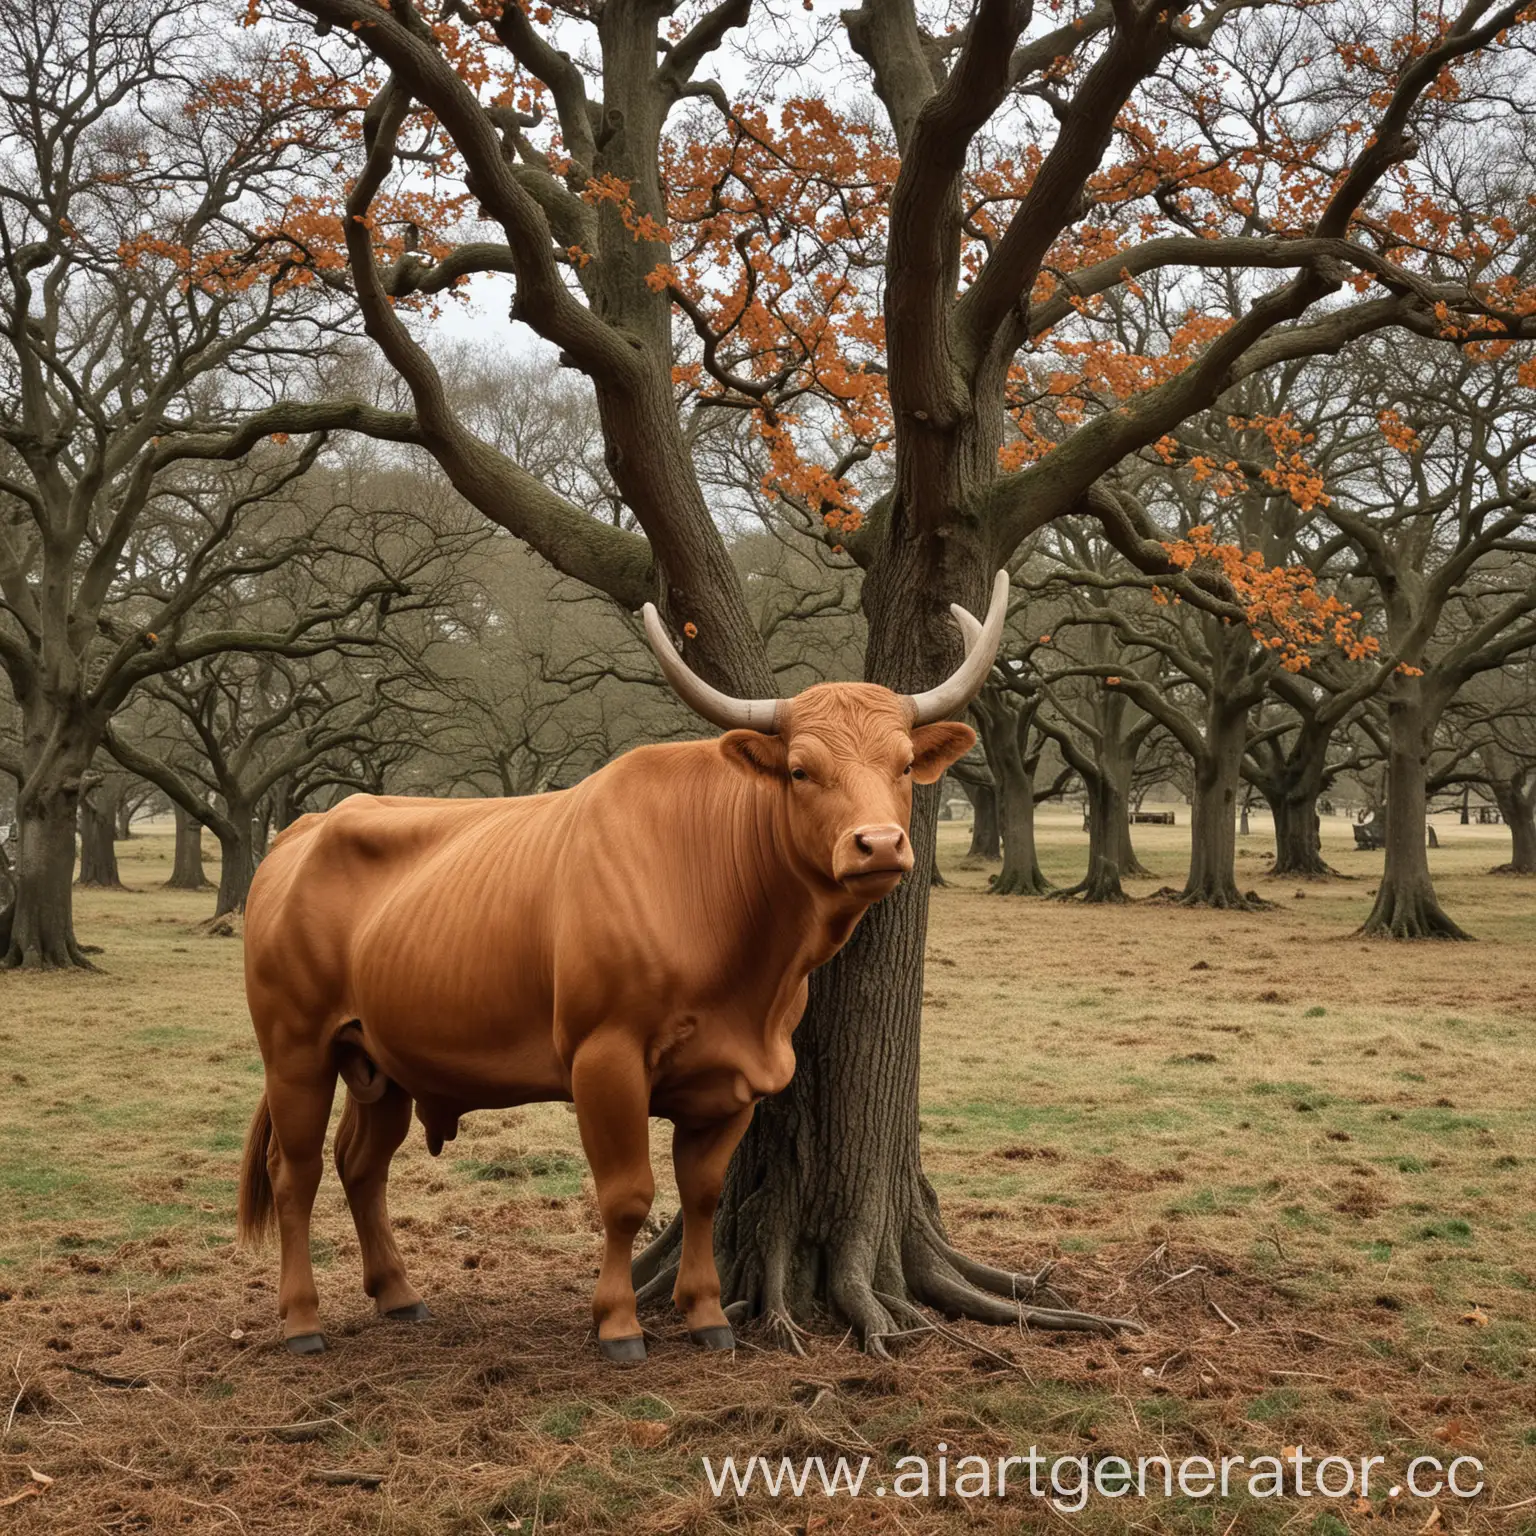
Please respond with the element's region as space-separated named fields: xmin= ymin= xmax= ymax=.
xmin=975 ymin=698 xmax=1050 ymax=897
xmin=1179 ymin=706 xmax=1263 ymax=909
xmin=214 ymin=812 xmax=259 ymax=917
xmin=1260 ymin=720 xmax=1340 ymax=878
xmin=5 ymin=787 xmax=85 ymax=969
xmin=1112 ymin=794 xmax=1152 ymax=879
xmin=964 ymin=782 xmax=1000 ymax=860
xmin=1056 ymin=771 xmax=1130 ymax=903
xmin=1358 ymin=692 xmax=1469 ymax=939
xmin=992 ymin=755 xmax=1050 ymax=895
xmin=1268 ymin=791 xmax=1332 ymax=878
xmin=77 ymin=787 xmax=124 ymax=889
xmin=1489 ymin=780 xmax=1536 ymax=875
xmin=166 ymin=803 xmax=211 ymax=890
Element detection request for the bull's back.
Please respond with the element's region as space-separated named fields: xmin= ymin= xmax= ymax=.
xmin=245 ymin=794 xmax=574 ymax=1100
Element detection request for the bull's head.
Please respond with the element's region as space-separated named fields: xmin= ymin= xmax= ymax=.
xmin=643 ymin=573 xmax=1008 ymax=900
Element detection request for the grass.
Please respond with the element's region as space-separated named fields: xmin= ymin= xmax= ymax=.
xmin=0 ymin=810 xmax=1533 ymax=1532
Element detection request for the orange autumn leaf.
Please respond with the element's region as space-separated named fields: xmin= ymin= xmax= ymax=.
xmin=1162 ymin=525 xmax=1379 ymax=673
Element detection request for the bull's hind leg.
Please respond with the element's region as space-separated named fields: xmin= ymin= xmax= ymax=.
xmin=265 ymin=1066 xmax=337 ymax=1354
xmin=334 ymin=1081 xmax=428 ymax=1321
xmin=571 ymin=1032 xmax=654 ymax=1364
xmin=671 ymin=1106 xmax=754 ymax=1350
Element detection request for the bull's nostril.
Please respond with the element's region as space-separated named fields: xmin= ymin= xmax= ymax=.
xmin=855 ymin=832 xmax=873 ymax=854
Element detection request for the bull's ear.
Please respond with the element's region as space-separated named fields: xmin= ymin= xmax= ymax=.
xmin=909 ymin=721 xmax=976 ymax=784
xmin=720 ymin=729 xmax=789 ymax=779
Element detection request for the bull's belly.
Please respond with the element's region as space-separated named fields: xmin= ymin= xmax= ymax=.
xmin=351 ymin=1013 xmax=571 ymax=1110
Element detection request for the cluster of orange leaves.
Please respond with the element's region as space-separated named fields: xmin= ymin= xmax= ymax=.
xmin=1160 ymin=525 xmax=1379 ymax=673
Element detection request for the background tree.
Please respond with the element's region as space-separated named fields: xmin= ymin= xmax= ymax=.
xmin=0 ymin=0 xmax=440 ymax=967
xmin=1316 ymin=344 xmax=1536 ymax=936
xmin=970 ymin=678 xmax=1071 ymax=896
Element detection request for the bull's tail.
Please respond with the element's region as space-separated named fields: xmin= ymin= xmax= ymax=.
xmin=237 ymin=1092 xmax=276 ymax=1246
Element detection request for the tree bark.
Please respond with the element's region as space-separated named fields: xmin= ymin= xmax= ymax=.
xmin=1488 ymin=778 xmax=1536 ymax=875
xmin=77 ymin=785 xmax=124 ymax=889
xmin=1267 ymin=791 xmax=1332 ymax=879
xmin=1110 ymin=775 xmax=1152 ymax=879
xmin=963 ymin=781 xmax=1000 ymax=859
xmin=1076 ymin=771 xmax=1132 ymax=903
xmin=992 ymin=756 xmax=1050 ymax=895
xmin=974 ymin=694 xmax=1050 ymax=896
xmin=214 ymin=809 xmax=260 ymax=917
xmin=166 ymin=803 xmax=211 ymax=890
xmin=1254 ymin=715 xmax=1342 ymax=879
xmin=6 ymin=786 xmax=85 ymax=968
xmin=1178 ymin=702 xmax=1264 ymax=909
xmin=1358 ymin=689 xmax=1469 ymax=938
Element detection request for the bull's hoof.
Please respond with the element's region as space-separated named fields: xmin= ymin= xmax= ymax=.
xmin=598 ymin=1334 xmax=647 ymax=1365
xmin=285 ymin=1332 xmax=328 ymax=1356
xmin=688 ymin=1325 xmax=736 ymax=1352
xmin=384 ymin=1301 xmax=433 ymax=1323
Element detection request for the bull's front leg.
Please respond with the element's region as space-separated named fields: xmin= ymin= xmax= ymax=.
xmin=672 ymin=1106 xmax=754 ymax=1350
xmin=570 ymin=1031 xmax=654 ymax=1363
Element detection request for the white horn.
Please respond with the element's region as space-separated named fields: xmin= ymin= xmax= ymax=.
xmin=905 ymin=570 xmax=1010 ymax=725
xmin=642 ymin=604 xmax=782 ymax=734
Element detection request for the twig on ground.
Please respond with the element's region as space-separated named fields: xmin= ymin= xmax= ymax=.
xmin=308 ymin=1469 xmax=385 ymax=1488
xmin=1148 ymin=1265 xmax=1210 ymax=1296
xmin=1208 ymin=1298 xmax=1241 ymax=1334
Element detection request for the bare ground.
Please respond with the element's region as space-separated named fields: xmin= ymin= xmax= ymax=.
xmin=0 ymin=811 xmax=1533 ymax=1533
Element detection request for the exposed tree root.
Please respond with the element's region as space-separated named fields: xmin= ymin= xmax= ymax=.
xmin=633 ymin=1208 xmax=1142 ymax=1351
xmin=988 ymin=868 xmax=1053 ymax=897
xmin=1357 ymin=884 xmax=1473 ymax=940
xmin=1487 ymin=863 xmax=1535 ymax=877
xmin=1149 ymin=884 xmax=1273 ymax=912
xmin=1050 ymin=878 xmax=1131 ymax=905
xmin=1264 ymin=859 xmax=1347 ymax=881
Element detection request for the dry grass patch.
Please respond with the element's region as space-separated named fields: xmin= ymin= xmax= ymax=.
xmin=1 ymin=815 xmax=1533 ymax=1533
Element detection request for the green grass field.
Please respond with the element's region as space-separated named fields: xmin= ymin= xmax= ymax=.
xmin=1 ymin=812 xmax=1533 ymax=1533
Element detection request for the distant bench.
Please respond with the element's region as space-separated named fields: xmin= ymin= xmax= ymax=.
xmin=1130 ymin=810 xmax=1175 ymax=826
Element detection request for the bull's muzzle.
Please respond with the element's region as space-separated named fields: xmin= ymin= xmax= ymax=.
xmin=836 ymin=823 xmax=912 ymax=889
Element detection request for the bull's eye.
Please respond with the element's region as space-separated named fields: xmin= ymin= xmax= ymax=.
xmin=903 ymin=763 xmax=913 ymax=776
xmin=791 ymin=767 xmax=809 ymax=782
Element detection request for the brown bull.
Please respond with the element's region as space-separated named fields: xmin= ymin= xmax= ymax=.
xmin=238 ymin=573 xmax=1008 ymax=1360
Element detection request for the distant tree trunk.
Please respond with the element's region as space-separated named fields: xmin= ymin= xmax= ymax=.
xmin=1072 ymin=771 xmax=1131 ymax=903
xmin=213 ymin=806 xmax=259 ymax=917
xmin=1179 ymin=702 xmax=1261 ymax=909
xmin=963 ymin=781 xmax=1000 ymax=859
xmin=166 ymin=804 xmax=211 ymax=890
xmin=974 ymin=693 xmax=1050 ymax=896
xmin=77 ymin=785 xmax=124 ymax=889
xmin=1254 ymin=713 xmax=1341 ymax=879
xmin=1490 ymin=779 xmax=1536 ymax=874
xmin=1268 ymin=792 xmax=1330 ymax=878
xmin=1359 ymin=689 xmax=1468 ymax=938
xmin=1103 ymin=738 xmax=1153 ymax=878
xmin=992 ymin=756 xmax=1048 ymax=895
